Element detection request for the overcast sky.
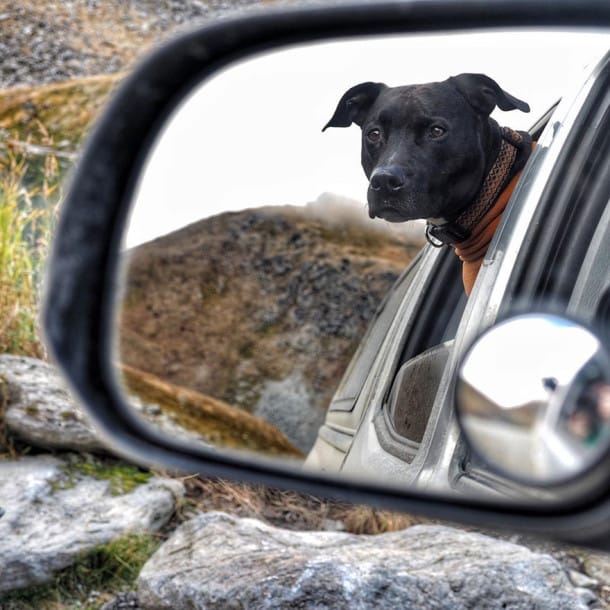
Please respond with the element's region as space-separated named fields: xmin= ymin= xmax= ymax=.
xmin=125 ymin=29 xmax=609 ymax=248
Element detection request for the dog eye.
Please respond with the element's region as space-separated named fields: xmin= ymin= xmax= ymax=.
xmin=429 ymin=125 xmax=446 ymax=138
xmin=366 ymin=128 xmax=382 ymax=143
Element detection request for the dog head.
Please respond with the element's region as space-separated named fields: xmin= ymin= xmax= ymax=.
xmin=323 ymin=73 xmax=529 ymax=222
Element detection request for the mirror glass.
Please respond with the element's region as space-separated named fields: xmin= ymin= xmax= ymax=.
xmin=115 ymin=30 xmax=609 ymax=499
xmin=456 ymin=314 xmax=610 ymax=485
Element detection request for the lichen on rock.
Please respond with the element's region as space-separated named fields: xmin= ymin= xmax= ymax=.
xmin=0 ymin=455 xmax=183 ymax=593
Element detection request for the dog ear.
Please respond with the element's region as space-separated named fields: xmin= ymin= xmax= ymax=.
xmin=449 ymin=73 xmax=530 ymax=115
xmin=322 ymin=82 xmax=386 ymax=131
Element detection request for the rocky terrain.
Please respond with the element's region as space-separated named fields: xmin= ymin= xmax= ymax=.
xmin=119 ymin=199 xmax=422 ymax=452
xmin=0 ymin=0 xmax=300 ymax=176
xmin=1 ymin=1 xmax=610 ymax=608
xmin=1 ymin=355 xmax=609 ymax=609
xmin=0 ymin=0 xmax=288 ymax=90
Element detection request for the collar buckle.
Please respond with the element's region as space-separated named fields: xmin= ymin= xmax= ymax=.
xmin=426 ymin=222 xmax=469 ymax=247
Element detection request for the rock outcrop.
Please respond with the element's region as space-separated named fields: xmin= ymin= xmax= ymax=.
xmin=120 ymin=202 xmax=422 ymax=452
xmin=1 ymin=354 xmax=295 ymax=456
xmin=0 ymin=354 xmax=103 ymax=452
xmin=0 ymin=353 xmax=607 ymax=607
xmin=0 ymin=455 xmax=183 ymax=593
xmin=137 ymin=512 xmax=596 ymax=610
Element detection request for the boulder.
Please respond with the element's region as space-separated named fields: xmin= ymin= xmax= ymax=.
xmin=0 ymin=354 xmax=103 ymax=452
xmin=0 ymin=355 xmax=216 ymax=453
xmin=137 ymin=512 xmax=595 ymax=610
xmin=0 ymin=455 xmax=183 ymax=593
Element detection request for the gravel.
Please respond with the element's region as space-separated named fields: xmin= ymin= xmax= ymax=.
xmin=0 ymin=0 xmax=297 ymax=89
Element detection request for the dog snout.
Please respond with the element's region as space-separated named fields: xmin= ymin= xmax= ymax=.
xmin=369 ymin=167 xmax=407 ymax=193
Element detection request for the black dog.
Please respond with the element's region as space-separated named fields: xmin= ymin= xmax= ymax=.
xmin=324 ymin=74 xmax=534 ymax=292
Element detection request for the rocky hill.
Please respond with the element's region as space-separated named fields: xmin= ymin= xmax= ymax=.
xmin=119 ymin=198 xmax=424 ymax=452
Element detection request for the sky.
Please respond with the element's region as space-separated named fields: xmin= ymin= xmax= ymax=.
xmin=124 ymin=29 xmax=609 ymax=248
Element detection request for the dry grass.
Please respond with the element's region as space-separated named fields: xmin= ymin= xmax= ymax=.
xmin=0 ymin=69 xmax=118 ymax=363
xmin=121 ymin=363 xmax=303 ymax=457
xmin=176 ymin=476 xmax=427 ymax=535
xmin=0 ymin=143 xmax=59 ymax=358
xmin=0 ymin=74 xmax=121 ymax=148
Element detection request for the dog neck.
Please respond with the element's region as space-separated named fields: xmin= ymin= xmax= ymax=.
xmin=425 ymin=127 xmax=534 ymax=295
xmin=453 ymin=169 xmax=523 ymax=295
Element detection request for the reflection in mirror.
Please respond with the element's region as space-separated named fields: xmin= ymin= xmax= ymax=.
xmin=456 ymin=314 xmax=610 ymax=485
xmin=116 ymin=30 xmax=608 ymax=495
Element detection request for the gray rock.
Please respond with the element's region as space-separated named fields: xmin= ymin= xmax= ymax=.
xmin=0 ymin=355 xmax=104 ymax=452
xmin=137 ymin=512 xmax=592 ymax=610
xmin=583 ymin=550 xmax=610 ymax=586
xmin=0 ymin=355 xmax=211 ymax=452
xmin=254 ymin=373 xmax=323 ymax=453
xmin=0 ymin=455 xmax=183 ymax=593
xmin=101 ymin=591 xmax=141 ymax=610
xmin=567 ymin=568 xmax=599 ymax=589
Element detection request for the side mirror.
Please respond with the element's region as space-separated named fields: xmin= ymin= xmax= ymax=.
xmin=42 ymin=0 xmax=610 ymax=548
xmin=456 ymin=314 xmax=610 ymax=486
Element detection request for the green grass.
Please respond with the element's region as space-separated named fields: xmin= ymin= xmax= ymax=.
xmin=0 ymin=76 xmax=116 ymax=360
xmin=0 ymin=138 xmax=62 ymax=359
xmin=52 ymin=454 xmax=153 ymax=496
xmin=70 ymin=458 xmax=152 ymax=496
xmin=0 ymin=533 xmax=161 ymax=609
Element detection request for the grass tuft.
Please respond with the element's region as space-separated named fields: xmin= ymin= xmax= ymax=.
xmin=0 ymin=132 xmax=62 ymax=358
xmin=0 ymin=533 xmax=161 ymax=609
xmin=52 ymin=454 xmax=153 ymax=496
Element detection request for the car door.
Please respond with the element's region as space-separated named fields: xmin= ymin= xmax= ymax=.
xmin=305 ymin=243 xmax=466 ymax=473
xmin=308 ymin=108 xmax=550 ymax=486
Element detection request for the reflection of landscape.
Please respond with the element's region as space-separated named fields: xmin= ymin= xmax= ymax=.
xmin=119 ymin=198 xmax=424 ymax=456
xmin=459 ymin=383 xmax=541 ymax=426
xmin=121 ymin=363 xmax=303 ymax=457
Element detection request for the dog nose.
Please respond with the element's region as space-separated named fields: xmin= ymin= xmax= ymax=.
xmin=370 ymin=167 xmax=406 ymax=192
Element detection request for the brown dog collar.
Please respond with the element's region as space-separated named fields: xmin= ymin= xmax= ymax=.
xmin=425 ymin=127 xmax=529 ymax=247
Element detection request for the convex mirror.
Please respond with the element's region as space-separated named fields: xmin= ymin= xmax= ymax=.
xmin=456 ymin=314 xmax=610 ymax=485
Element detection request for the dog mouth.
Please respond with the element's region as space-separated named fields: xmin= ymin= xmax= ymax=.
xmin=367 ymin=193 xmax=420 ymax=223
xmin=368 ymin=204 xmax=407 ymax=223
xmin=367 ymin=185 xmax=440 ymax=223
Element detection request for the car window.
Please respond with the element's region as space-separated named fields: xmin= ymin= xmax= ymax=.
xmin=395 ymin=249 xmax=466 ymax=364
xmin=328 ymin=249 xmax=425 ymax=411
xmin=380 ymin=249 xmax=465 ymax=450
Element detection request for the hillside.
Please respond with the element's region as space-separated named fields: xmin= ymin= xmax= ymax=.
xmin=119 ymin=200 xmax=424 ymax=452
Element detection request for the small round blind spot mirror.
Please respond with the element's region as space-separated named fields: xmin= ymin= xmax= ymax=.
xmin=456 ymin=313 xmax=610 ymax=485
